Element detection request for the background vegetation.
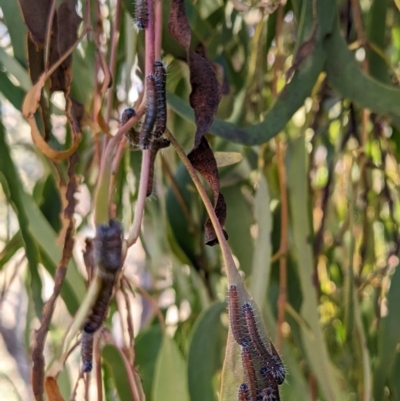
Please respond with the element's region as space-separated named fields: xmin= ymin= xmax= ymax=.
xmin=0 ymin=0 xmax=400 ymax=400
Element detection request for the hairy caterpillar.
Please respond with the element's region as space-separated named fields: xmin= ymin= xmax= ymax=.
xmin=81 ymin=220 xmax=123 ymax=372
xmin=241 ymin=347 xmax=258 ymax=401
xmin=135 ymin=0 xmax=148 ymax=29
xmin=260 ymin=367 xmax=280 ymax=400
xmin=229 ymin=285 xmax=244 ymax=345
xmin=81 ymin=331 xmax=94 ymax=373
xmin=242 ymin=303 xmax=272 ymax=369
xmin=121 ymin=108 xmax=140 ymax=147
xmin=268 ymin=341 xmax=286 ymax=385
xmin=140 ymin=75 xmax=157 ymax=150
xmin=153 ymin=61 xmax=167 ymax=138
xmin=238 ymin=383 xmax=250 ymax=401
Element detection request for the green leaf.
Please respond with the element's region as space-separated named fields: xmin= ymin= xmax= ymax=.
xmin=373 ymin=264 xmax=400 ymax=400
xmin=152 ymin=336 xmax=190 ymax=401
xmin=0 ymin=47 xmax=31 ymax=91
xmin=0 ymin=70 xmax=26 ymax=110
xmin=250 ymin=175 xmax=272 ymax=306
xmin=0 ymin=0 xmax=27 ymax=66
xmin=101 ymin=344 xmax=139 ymax=401
xmin=188 ymin=302 xmax=226 ymax=401
xmin=325 ymin=22 xmax=400 ymax=121
xmin=0 ymin=120 xmax=42 ymax=317
xmin=0 ymin=121 xmax=84 ymax=315
xmin=135 ymin=326 xmax=163 ymax=401
xmin=223 ymin=184 xmax=254 ymax=276
xmin=286 ymin=136 xmax=347 ymax=401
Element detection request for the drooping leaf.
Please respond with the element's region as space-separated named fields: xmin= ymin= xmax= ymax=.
xmin=187 ymin=302 xmax=226 ymax=401
xmin=152 ymin=336 xmax=190 ymax=401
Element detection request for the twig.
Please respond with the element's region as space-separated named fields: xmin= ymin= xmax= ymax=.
xmin=126 ymin=0 xmax=156 ymax=246
xmin=164 ymin=129 xmax=239 ymax=283
xmin=44 ymin=0 xmax=57 ymax=70
xmin=272 ymin=4 xmax=287 ymax=352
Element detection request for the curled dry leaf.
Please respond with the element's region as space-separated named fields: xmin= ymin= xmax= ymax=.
xmin=188 ymin=137 xmax=228 ymax=245
xmin=168 ymin=0 xmax=227 ymax=245
xmin=22 ymin=77 xmax=81 ymax=161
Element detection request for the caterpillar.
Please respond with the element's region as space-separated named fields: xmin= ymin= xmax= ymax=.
xmin=260 ymin=367 xmax=280 ymax=400
xmin=153 ymin=61 xmax=167 ymax=138
xmin=241 ymin=347 xmax=258 ymax=401
xmin=81 ymin=331 xmax=94 ymax=373
xmin=242 ymin=303 xmax=272 ymax=369
xmin=268 ymin=341 xmax=286 ymax=385
xmin=140 ymin=75 xmax=157 ymax=150
xmin=121 ymin=108 xmax=140 ymax=147
xmin=135 ymin=0 xmax=148 ymax=29
xmin=147 ymin=138 xmax=170 ymax=197
xmin=81 ymin=220 xmax=123 ymax=372
xmin=238 ymin=383 xmax=250 ymax=401
xmin=83 ymin=272 xmax=116 ymax=334
xmin=229 ymin=285 xmax=244 ymax=345
xmin=94 ymin=219 xmax=123 ymax=274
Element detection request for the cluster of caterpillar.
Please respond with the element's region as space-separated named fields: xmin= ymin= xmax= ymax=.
xmin=229 ymin=285 xmax=285 ymax=401
xmin=121 ymin=61 xmax=170 ymax=196
xmin=81 ymin=220 xmax=123 ymax=373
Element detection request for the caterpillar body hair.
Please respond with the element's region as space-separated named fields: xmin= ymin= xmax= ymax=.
xmin=229 ymin=285 xmax=244 ymax=345
xmin=81 ymin=331 xmax=94 ymax=373
xmin=135 ymin=0 xmax=148 ymax=29
xmin=259 ymin=386 xmax=280 ymax=401
xmin=242 ymin=303 xmax=272 ymax=368
xmin=140 ymin=75 xmax=157 ymax=150
xmin=241 ymin=347 xmax=258 ymax=401
xmin=153 ymin=61 xmax=167 ymax=138
xmin=238 ymin=383 xmax=250 ymax=401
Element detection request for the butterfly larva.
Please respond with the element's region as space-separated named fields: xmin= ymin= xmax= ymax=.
xmin=229 ymin=285 xmax=244 ymax=345
xmin=83 ymin=273 xmax=116 ymax=334
xmin=242 ymin=303 xmax=272 ymax=368
xmin=135 ymin=0 xmax=148 ymax=29
xmin=121 ymin=108 xmax=140 ymax=147
xmin=241 ymin=347 xmax=258 ymax=401
xmin=153 ymin=61 xmax=167 ymax=138
xmin=94 ymin=219 xmax=123 ymax=274
xmin=268 ymin=341 xmax=286 ymax=385
xmin=260 ymin=367 xmax=281 ymax=400
xmin=81 ymin=331 xmax=94 ymax=373
xmin=140 ymin=75 xmax=157 ymax=150
xmin=147 ymin=138 xmax=170 ymax=197
xmin=238 ymin=383 xmax=250 ymax=401
xmin=259 ymin=386 xmax=280 ymax=401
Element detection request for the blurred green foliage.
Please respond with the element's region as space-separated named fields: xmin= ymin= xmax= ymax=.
xmin=0 ymin=0 xmax=400 ymax=400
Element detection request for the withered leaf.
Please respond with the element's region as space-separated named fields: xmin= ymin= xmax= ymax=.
xmin=168 ymin=0 xmax=191 ymax=50
xmin=45 ymin=377 xmax=66 ymax=401
xmin=19 ymin=0 xmax=53 ymax=48
xmin=188 ymin=51 xmax=221 ymax=148
xmin=188 ymin=137 xmax=228 ymax=246
xmin=57 ymin=0 xmax=82 ymax=70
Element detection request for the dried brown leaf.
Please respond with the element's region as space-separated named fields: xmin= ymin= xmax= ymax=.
xmin=57 ymin=0 xmax=82 ymax=70
xmin=45 ymin=377 xmax=66 ymax=401
xmin=168 ymin=0 xmax=191 ymax=50
xmin=188 ymin=137 xmax=228 ymax=245
xmin=189 ymin=51 xmax=221 ymax=148
xmin=19 ymin=0 xmax=53 ymax=48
